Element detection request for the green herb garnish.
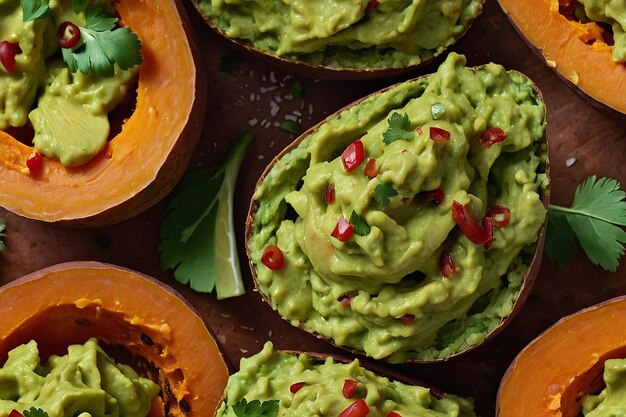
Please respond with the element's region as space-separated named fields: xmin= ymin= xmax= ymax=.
xmin=382 ymin=112 xmax=413 ymax=144
xmin=159 ymin=132 xmax=252 ymax=299
xmin=374 ymin=182 xmax=398 ymax=206
xmin=232 ymin=399 xmax=279 ymax=417
xmin=545 ymin=176 xmax=626 ymax=272
xmin=280 ymin=120 xmax=301 ymax=135
xmin=20 ymin=0 xmax=51 ymax=21
xmin=290 ymin=81 xmax=304 ymax=99
xmin=350 ymin=210 xmax=370 ymax=236
xmin=23 ymin=407 xmax=49 ymax=417
xmin=0 ymin=218 xmax=5 ymax=252
xmin=220 ymin=51 xmax=242 ymax=73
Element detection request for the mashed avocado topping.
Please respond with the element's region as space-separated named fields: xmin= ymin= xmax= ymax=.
xmin=575 ymin=0 xmax=626 ymax=62
xmin=196 ymin=0 xmax=483 ymax=69
xmin=582 ymin=358 xmax=626 ymax=416
xmin=0 ymin=338 xmax=159 ymax=417
xmin=249 ymin=53 xmax=547 ymax=362
xmin=0 ymin=0 xmax=139 ymax=167
xmin=217 ymin=342 xmax=477 ymax=417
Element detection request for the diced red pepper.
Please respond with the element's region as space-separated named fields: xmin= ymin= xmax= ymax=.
xmin=332 ymin=218 xmax=354 ymax=242
xmin=343 ymin=379 xmax=358 ymax=398
xmin=342 ymin=139 xmax=365 ymax=172
xmin=364 ymin=158 xmax=378 ymax=178
xmin=326 ymin=183 xmax=336 ymax=205
xmin=366 ymin=0 xmax=379 ymax=13
xmin=386 ymin=412 xmax=402 ymax=417
xmin=338 ymin=291 xmax=358 ymax=308
xmin=339 ymin=399 xmax=369 ymax=417
xmin=57 ymin=21 xmax=81 ymax=49
xmin=26 ymin=151 xmax=43 ymax=174
xmin=416 ymin=127 xmax=423 ymax=136
xmin=483 ymin=217 xmax=495 ymax=251
xmin=261 ymin=245 xmax=285 ymax=270
xmin=439 ymin=250 xmax=456 ymax=278
xmin=420 ymin=189 xmax=445 ymax=205
xmin=486 ymin=205 xmax=511 ymax=227
xmin=0 ymin=41 xmax=22 ymax=74
xmin=9 ymin=410 xmax=23 ymax=417
xmin=451 ymin=201 xmax=492 ymax=245
xmin=290 ymin=381 xmax=306 ymax=393
xmin=429 ymin=127 xmax=450 ymax=142
xmin=479 ymin=127 xmax=507 ymax=147
xmin=400 ymin=314 xmax=415 ymax=325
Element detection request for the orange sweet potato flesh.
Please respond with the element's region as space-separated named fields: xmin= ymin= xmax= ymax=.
xmin=0 ymin=0 xmax=205 ymax=227
xmin=0 ymin=262 xmax=229 ymax=417
xmin=498 ymin=0 xmax=626 ymax=117
xmin=497 ymin=296 xmax=626 ymax=417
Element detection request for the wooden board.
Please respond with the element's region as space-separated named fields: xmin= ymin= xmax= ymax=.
xmin=1 ymin=0 xmax=625 ymax=415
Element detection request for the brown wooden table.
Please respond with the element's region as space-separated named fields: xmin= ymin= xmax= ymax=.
xmin=1 ymin=0 xmax=625 ymax=415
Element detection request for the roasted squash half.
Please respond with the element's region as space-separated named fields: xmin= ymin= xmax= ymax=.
xmin=0 ymin=0 xmax=205 ymax=227
xmin=497 ymin=296 xmax=626 ymax=417
xmin=498 ymin=0 xmax=626 ymax=117
xmin=0 ymin=262 xmax=229 ymax=417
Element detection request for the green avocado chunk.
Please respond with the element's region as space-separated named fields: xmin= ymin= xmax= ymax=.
xmin=582 ymin=358 xmax=626 ymax=416
xmin=577 ymin=0 xmax=626 ymax=62
xmin=217 ymin=342 xmax=478 ymax=417
xmin=249 ymin=53 xmax=548 ymax=362
xmin=0 ymin=338 xmax=159 ymax=417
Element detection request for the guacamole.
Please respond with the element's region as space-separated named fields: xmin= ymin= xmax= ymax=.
xmin=249 ymin=53 xmax=547 ymax=362
xmin=0 ymin=0 xmax=138 ymax=167
xmin=576 ymin=0 xmax=626 ymax=63
xmin=0 ymin=338 xmax=159 ymax=417
xmin=217 ymin=342 xmax=477 ymax=417
xmin=582 ymin=358 xmax=626 ymax=416
xmin=196 ymin=0 xmax=483 ymax=69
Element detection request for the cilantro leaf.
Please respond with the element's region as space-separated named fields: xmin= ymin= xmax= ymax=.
xmin=383 ymin=112 xmax=413 ymax=144
xmin=280 ymin=120 xmax=300 ymax=135
xmin=0 ymin=218 xmax=5 ymax=252
xmin=23 ymin=407 xmax=49 ymax=417
xmin=20 ymin=0 xmax=51 ymax=21
xmin=85 ymin=4 xmax=118 ymax=31
xmin=350 ymin=210 xmax=370 ymax=236
xmin=374 ymin=182 xmax=398 ymax=206
xmin=71 ymin=0 xmax=88 ymax=13
xmin=232 ymin=399 xmax=279 ymax=417
xmin=546 ymin=176 xmax=626 ymax=272
xmin=159 ymin=132 xmax=252 ymax=299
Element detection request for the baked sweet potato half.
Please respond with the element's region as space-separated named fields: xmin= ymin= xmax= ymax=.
xmin=245 ymin=53 xmax=550 ymax=363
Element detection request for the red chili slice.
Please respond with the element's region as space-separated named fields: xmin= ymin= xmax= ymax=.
xmin=366 ymin=0 xmax=379 ymax=12
xmin=386 ymin=412 xmax=402 ymax=417
xmin=451 ymin=201 xmax=491 ymax=245
xmin=420 ymin=189 xmax=445 ymax=205
xmin=343 ymin=379 xmax=358 ymax=398
xmin=479 ymin=127 xmax=507 ymax=147
xmin=364 ymin=158 xmax=378 ymax=178
xmin=342 ymin=139 xmax=365 ymax=172
xmin=338 ymin=291 xmax=358 ymax=308
xmin=439 ymin=250 xmax=456 ymax=278
xmin=290 ymin=381 xmax=306 ymax=394
xmin=483 ymin=217 xmax=495 ymax=251
xmin=339 ymin=399 xmax=369 ymax=417
xmin=57 ymin=21 xmax=81 ymax=49
xmin=429 ymin=127 xmax=450 ymax=142
xmin=26 ymin=151 xmax=43 ymax=174
xmin=326 ymin=183 xmax=336 ymax=205
xmin=0 ymin=41 xmax=22 ymax=74
xmin=400 ymin=314 xmax=415 ymax=325
xmin=332 ymin=218 xmax=354 ymax=242
xmin=261 ymin=245 xmax=284 ymax=270
xmin=486 ymin=205 xmax=511 ymax=227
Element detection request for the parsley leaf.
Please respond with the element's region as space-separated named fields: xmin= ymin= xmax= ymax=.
xmin=350 ymin=210 xmax=370 ymax=236
xmin=61 ymin=4 xmax=142 ymax=77
xmin=374 ymin=182 xmax=398 ymax=206
xmin=280 ymin=120 xmax=300 ymax=135
xmin=0 ymin=218 xmax=5 ymax=252
xmin=232 ymin=399 xmax=279 ymax=417
xmin=383 ymin=112 xmax=413 ymax=144
xmin=20 ymin=0 xmax=51 ymax=21
xmin=23 ymin=407 xmax=49 ymax=417
xmin=159 ymin=132 xmax=252 ymax=299
xmin=545 ymin=176 xmax=626 ymax=272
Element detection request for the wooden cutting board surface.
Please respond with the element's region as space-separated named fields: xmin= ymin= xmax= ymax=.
xmin=1 ymin=0 xmax=625 ymax=415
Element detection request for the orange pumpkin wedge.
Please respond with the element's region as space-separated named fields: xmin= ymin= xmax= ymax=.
xmin=0 ymin=0 xmax=206 ymax=227
xmin=498 ymin=0 xmax=626 ymax=117
xmin=0 ymin=262 xmax=229 ymax=417
xmin=497 ymin=296 xmax=626 ymax=417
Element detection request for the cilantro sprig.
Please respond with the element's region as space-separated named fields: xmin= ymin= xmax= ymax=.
xmin=383 ymin=112 xmax=413 ymax=144
xmin=545 ymin=176 xmax=626 ymax=272
xmin=374 ymin=182 xmax=398 ymax=206
xmin=20 ymin=0 xmax=51 ymax=21
xmin=0 ymin=218 xmax=5 ymax=252
xmin=231 ymin=399 xmax=279 ymax=417
xmin=23 ymin=407 xmax=49 ymax=417
xmin=350 ymin=210 xmax=370 ymax=236
xmin=159 ymin=133 xmax=252 ymax=299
